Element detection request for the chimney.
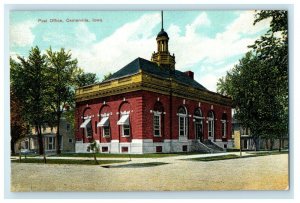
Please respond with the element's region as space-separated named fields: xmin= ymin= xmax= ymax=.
xmin=185 ymin=71 xmax=194 ymax=79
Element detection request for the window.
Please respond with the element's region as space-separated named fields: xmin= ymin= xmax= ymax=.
xmin=102 ymin=147 xmax=108 ymax=152
xmin=80 ymin=118 xmax=92 ymax=138
xmin=98 ymin=116 xmax=110 ymax=137
xmin=153 ymin=113 xmax=161 ymax=137
xmin=156 ymin=146 xmax=162 ymax=153
xmin=117 ymin=114 xmax=130 ymax=137
xmin=194 ymin=108 xmax=203 ymax=140
xmin=122 ymin=147 xmax=128 ymax=153
xmin=208 ymin=111 xmax=214 ymax=138
xmin=122 ymin=125 xmax=130 ymax=137
xmin=68 ymin=138 xmax=73 ymax=143
xmin=178 ymin=107 xmax=188 ymax=137
xmin=66 ymin=123 xmax=70 ymax=132
xmin=221 ymin=113 xmax=227 ymax=138
xmin=221 ymin=120 xmax=226 ymax=137
xmin=103 ymin=126 xmax=110 ymax=137
xmin=48 ymin=137 xmax=55 ymax=150
xmin=153 ymin=102 xmax=164 ymax=137
xmin=182 ymin=145 xmax=188 ymax=152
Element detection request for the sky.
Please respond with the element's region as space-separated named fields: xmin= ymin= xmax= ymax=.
xmin=9 ymin=10 xmax=271 ymax=92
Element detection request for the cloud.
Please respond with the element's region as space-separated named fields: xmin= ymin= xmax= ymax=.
xmin=10 ymin=20 xmax=38 ymax=47
xmin=10 ymin=11 xmax=271 ymax=91
xmin=195 ymin=62 xmax=237 ymax=92
xmin=71 ymin=13 xmax=160 ymax=76
xmin=74 ymin=23 xmax=96 ymax=46
xmin=168 ymin=11 xmax=270 ymax=70
xmin=42 ymin=23 xmax=96 ymax=48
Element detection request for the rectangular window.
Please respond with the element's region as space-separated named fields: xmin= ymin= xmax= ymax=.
xmin=208 ymin=119 xmax=214 ymax=137
xmin=156 ymin=146 xmax=162 ymax=153
xmin=103 ymin=126 xmax=110 ymax=137
xmin=182 ymin=145 xmax=188 ymax=152
xmin=121 ymin=147 xmax=128 ymax=153
xmin=66 ymin=123 xmax=70 ymax=132
xmin=221 ymin=120 xmax=226 ymax=137
xmin=102 ymin=147 xmax=108 ymax=152
xmin=122 ymin=125 xmax=130 ymax=137
xmin=48 ymin=137 xmax=55 ymax=150
xmin=153 ymin=114 xmax=161 ymax=137
xmin=95 ymin=121 xmax=97 ymax=134
xmin=179 ymin=116 xmax=185 ymax=136
xmin=68 ymin=138 xmax=73 ymax=143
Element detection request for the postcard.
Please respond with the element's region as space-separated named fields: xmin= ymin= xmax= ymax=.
xmin=9 ymin=9 xmax=289 ymax=192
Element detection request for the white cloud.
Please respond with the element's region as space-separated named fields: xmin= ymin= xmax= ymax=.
xmin=42 ymin=23 xmax=96 ymax=48
xmin=195 ymin=62 xmax=237 ymax=92
xmin=71 ymin=13 xmax=160 ymax=76
xmin=11 ymin=11 xmax=270 ymax=89
xmin=226 ymin=10 xmax=271 ymax=35
xmin=168 ymin=11 xmax=270 ymax=70
xmin=10 ymin=20 xmax=38 ymax=47
xmin=74 ymin=23 xmax=96 ymax=46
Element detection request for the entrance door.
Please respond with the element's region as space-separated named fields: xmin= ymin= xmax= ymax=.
xmin=195 ymin=120 xmax=203 ymax=142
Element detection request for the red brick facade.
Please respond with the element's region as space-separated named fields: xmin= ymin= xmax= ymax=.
xmin=75 ymin=90 xmax=232 ymax=147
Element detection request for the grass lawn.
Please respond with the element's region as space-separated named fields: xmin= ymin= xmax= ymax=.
xmin=55 ymin=152 xmax=204 ymax=158
xmin=11 ymin=158 xmax=127 ymax=165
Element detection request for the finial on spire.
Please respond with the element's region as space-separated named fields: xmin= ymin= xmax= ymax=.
xmin=161 ymin=10 xmax=164 ymax=30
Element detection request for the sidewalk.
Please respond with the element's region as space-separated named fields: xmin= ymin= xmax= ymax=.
xmin=11 ymin=151 xmax=254 ymax=164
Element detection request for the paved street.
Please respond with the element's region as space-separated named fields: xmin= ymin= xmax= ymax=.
xmin=10 ymin=153 xmax=289 ymax=192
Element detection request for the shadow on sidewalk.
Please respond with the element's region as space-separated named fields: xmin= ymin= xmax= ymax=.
xmin=102 ymin=162 xmax=168 ymax=168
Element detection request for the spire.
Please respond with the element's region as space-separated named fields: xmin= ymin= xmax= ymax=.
xmin=151 ymin=10 xmax=176 ymax=70
xmin=161 ymin=10 xmax=164 ymax=30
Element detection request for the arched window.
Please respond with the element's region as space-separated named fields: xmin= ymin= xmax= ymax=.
xmin=153 ymin=102 xmax=164 ymax=137
xmin=221 ymin=113 xmax=227 ymax=138
xmin=117 ymin=102 xmax=131 ymax=137
xmin=97 ymin=105 xmax=111 ymax=138
xmin=80 ymin=108 xmax=93 ymax=138
xmin=178 ymin=106 xmax=188 ymax=137
xmin=208 ymin=111 xmax=215 ymax=138
xmin=194 ymin=108 xmax=203 ymax=141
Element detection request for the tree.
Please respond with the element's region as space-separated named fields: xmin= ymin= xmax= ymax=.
xmin=87 ymin=139 xmax=100 ymax=165
xmin=11 ymin=47 xmax=50 ymax=156
xmin=102 ymin=72 xmax=112 ymax=81
xmin=10 ymin=58 xmax=28 ymax=155
xmin=46 ymin=48 xmax=80 ymax=154
xmin=217 ymin=10 xmax=288 ymax=150
xmin=10 ymin=87 xmax=29 ymax=155
xmin=75 ymin=71 xmax=98 ymax=87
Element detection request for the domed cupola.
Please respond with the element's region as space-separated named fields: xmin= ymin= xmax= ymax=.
xmin=157 ymin=29 xmax=169 ymax=38
xmin=151 ymin=11 xmax=175 ymax=70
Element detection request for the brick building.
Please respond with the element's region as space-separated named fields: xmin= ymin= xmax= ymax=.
xmin=75 ymin=13 xmax=232 ymax=154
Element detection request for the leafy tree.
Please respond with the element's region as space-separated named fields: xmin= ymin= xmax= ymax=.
xmin=10 ymin=87 xmax=29 ymax=155
xmin=102 ymin=72 xmax=113 ymax=81
xmin=87 ymin=139 xmax=100 ymax=164
xmin=75 ymin=71 xmax=98 ymax=87
xmin=217 ymin=10 xmax=288 ymax=150
xmin=11 ymin=47 xmax=50 ymax=156
xmin=46 ymin=48 xmax=80 ymax=154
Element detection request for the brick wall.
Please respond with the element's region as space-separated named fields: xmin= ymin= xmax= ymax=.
xmin=75 ymin=90 xmax=232 ymax=143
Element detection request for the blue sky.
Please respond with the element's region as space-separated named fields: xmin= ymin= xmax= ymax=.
xmin=10 ymin=10 xmax=270 ymax=91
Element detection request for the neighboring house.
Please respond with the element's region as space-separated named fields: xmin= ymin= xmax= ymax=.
xmin=74 ymin=13 xmax=233 ymax=154
xmin=15 ymin=117 xmax=75 ymax=154
xmin=231 ymin=118 xmax=288 ymax=150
